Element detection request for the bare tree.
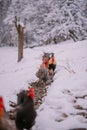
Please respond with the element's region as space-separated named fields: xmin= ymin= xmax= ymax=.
xmin=14 ymin=16 xmax=24 ymax=62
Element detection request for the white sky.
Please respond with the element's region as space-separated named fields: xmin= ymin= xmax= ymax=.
xmin=0 ymin=40 xmax=87 ymax=130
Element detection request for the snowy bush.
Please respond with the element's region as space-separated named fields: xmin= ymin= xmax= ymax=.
xmin=0 ymin=0 xmax=87 ymax=47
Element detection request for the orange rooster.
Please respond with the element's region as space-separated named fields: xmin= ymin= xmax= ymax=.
xmin=0 ymin=96 xmax=4 ymax=118
xmin=0 ymin=96 xmax=13 ymax=130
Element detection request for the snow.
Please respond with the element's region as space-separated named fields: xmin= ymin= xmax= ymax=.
xmin=0 ymin=40 xmax=87 ymax=130
xmin=17 ymin=21 xmax=24 ymax=28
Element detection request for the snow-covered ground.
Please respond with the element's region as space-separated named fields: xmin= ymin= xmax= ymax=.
xmin=0 ymin=40 xmax=87 ymax=130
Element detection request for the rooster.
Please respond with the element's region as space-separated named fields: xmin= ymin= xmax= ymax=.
xmin=0 ymin=96 xmax=13 ymax=130
xmin=15 ymin=87 xmax=37 ymax=130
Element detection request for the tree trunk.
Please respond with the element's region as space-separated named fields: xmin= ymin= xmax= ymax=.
xmin=18 ymin=25 xmax=24 ymax=62
xmin=14 ymin=16 xmax=24 ymax=62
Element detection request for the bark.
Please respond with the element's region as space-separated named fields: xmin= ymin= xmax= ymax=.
xmin=17 ymin=25 xmax=24 ymax=62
